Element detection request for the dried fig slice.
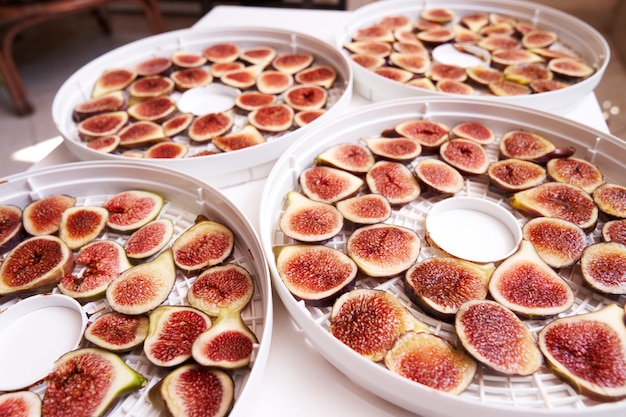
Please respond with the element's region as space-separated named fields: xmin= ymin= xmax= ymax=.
xmin=42 ymin=348 xmax=146 ymax=417
xmin=451 ymin=121 xmax=495 ymax=145
xmin=294 ymin=109 xmax=325 ymax=127
xmin=456 ymin=299 xmax=542 ymax=375
xmin=59 ymin=206 xmax=108 ymax=250
xmin=191 ymin=308 xmax=258 ymax=369
xmin=84 ymin=311 xmax=149 ymax=352
xmin=118 ymin=121 xmax=166 ymax=146
xmin=78 ymin=111 xmax=129 ymax=139
xmin=188 ymin=111 xmax=234 ymax=142
xmin=283 ymin=84 xmax=328 ymax=111
xmin=172 ymin=220 xmax=234 ymax=272
xmin=405 ymin=257 xmax=494 ymax=321
xmin=149 ymin=363 xmax=234 ymax=417
xmin=436 ymin=80 xmax=474 ymax=95
xmin=335 ymin=194 xmax=391 ymax=224
xmin=279 ymin=191 xmax=343 ymax=242
xmin=171 ymin=50 xmax=207 ymax=68
xmin=295 ymin=65 xmax=337 ymax=88
xmin=272 ymin=52 xmax=314 ymax=74
xmin=22 ymin=194 xmax=76 ymax=236
xmin=162 ymin=113 xmax=193 ymax=137
xmin=489 ymin=240 xmax=574 ymax=318
xmin=580 ymin=242 xmax=626 ymax=294
xmin=389 ymin=53 xmax=430 ymax=74
xmin=546 ymin=156 xmax=604 ymax=193
xmin=538 ymin=303 xmax=626 ymax=402
xmin=363 ymin=137 xmax=422 ymax=162
xmin=202 ymin=42 xmax=240 ymax=63
xmin=210 ymin=61 xmax=245 ymax=77
xmin=548 ymin=58 xmax=594 ymax=78
xmin=394 ymin=120 xmax=449 ymax=151
xmin=504 ymin=63 xmax=552 ymax=85
xmin=188 ymin=263 xmax=254 ymax=315
xmin=315 ymin=142 xmax=375 ymax=174
xmin=248 ymin=104 xmax=294 ymax=132
xmin=144 ymin=305 xmax=212 ymax=367
xmin=0 ymin=235 xmax=73 ymax=295
xmin=102 ymin=190 xmax=163 ymax=232
xmin=417 ymin=27 xmax=455 ymax=44
xmin=300 ymin=166 xmax=364 ymax=204
xmin=0 ymin=204 xmax=22 ymax=249
xmin=92 ymin=68 xmax=137 ymax=98
xmin=73 ymin=91 xmax=126 ymax=122
xmin=353 ymin=25 xmax=394 ymax=43
xmin=489 ymin=79 xmax=531 ymax=96
xmin=466 ymin=66 xmax=504 ymax=86
xmin=347 ymin=223 xmax=421 ymax=278
xmin=129 ymin=75 xmax=175 ymax=99
xmin=273 ymin=244 xmax=357 ymax=306
xmin=499 ymin=130 xmax=555 ymax=162
xmin=170 ymin=67 xmax=213 ymax=90
xmin=235 ymin=91 xmax=276 ymax=111
xmin=135 ymin=56 xmax=172 ymax=76
xmin=256 ymin=70 xmax=294 ymax=94
xmin=213 ymin=124 xmax=266 ymax=152
xmin=440 ymin=138 xmax=489 ymax=175
xmin=106 ymin=249 xmax=176 ymax=315
xmin=86 ymin=135 xmax=121 ymax=153
xmin=603 ymin=219 xmax=626 ymax=245
xmin=487 ymin=158 xmax=546 ymax=192
xmin=366 ymin=160 xmax=420 ymax=205
xmin=329 ymin=288 xmax=428 ymax=362
xmin=510 ymin=182 xmax=598 ymax=231
xmin=522 ymin=217 xmax=587 ymax=268
xmin=241 ymin=45 xmax=276 ymax=65
xmin=344 ymin=41 xmax=392 ymax=57
xmin=593 ymin=182 xmax=626 ymax=218
xmin=124 ymin=218 xmax=174 ymax=259
xmin=145 ymin=141 xmax=188 ymax=158
xmin=0 ymin=391 xmax=41 ymax=417
xmin=384 ymin=331 xmax=477 ymax=395
xmin=414 ymin=158 xmax=464 ymax=194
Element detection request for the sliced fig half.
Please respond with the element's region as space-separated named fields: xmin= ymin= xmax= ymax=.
xmin=213 ymin=124 xmax=266 ymax=152
xmin=421 ymin=8 xmax=455 ymax=24
xmin=522 ymin=217 xmax=587 ymax=269
xmin=451 ymin=121 xmax=495 ymax=145
xmin=335 ymin=194 xmax=392 ymax=224
xmin=118 ymin=121 xmax=166 ymax=146
xmin=124 ymin=218 xmax=174 ymax=259
xmin=241 ymin=45 xmax=276 ymax=65
xmin=202 ymin=42 xmax=240 ymax=63
xmin=248 ymin=104 xmax=294 ymax=132
xmin=548 ymin=58 xmax=594 ymax=78
xmin=172 ymin=220 xmax=234 ymax=272
xmin=145 ymin=141 xmax=188 ymax=159
xmin=453 ymin=24 xmax=483 ymax=43
xmin=42 ymin=348 xmax=146 ymax=417
xmin=135 ymin=56 xmax=172 ymax=76
xmin=272 ymin=52 xmax=314 ymax=74
xmin=580 ymin=242 xmax=626 ymax=294
xmin=279 ymin=191 xmax=343 ymax=242
xmin=489 ymin=79 xmax=531 ymax=96
xmin=389 ymin=53 xmax=430 ymax=74
xmin=406 ymin=77 xmax=436 ymax=91
xmin=440 ymin=138 xmax=489 ymax=175
xmin=344 ymin=41 xmax=392 ymax=57
xmin=315 ymin=142 xmax=375 ymax=174
xmin=188 ymin=111 xmax=234 ymax=142
xmin=353 ymin=25 xmax=394 ymax=43
xmin=491 ymin=48 xmax=543 ymax=67
xmin=294 ymin=109 xmax=325 ymax=127
xmin=170 ymin=67 xmax=213 ymax=90
xmin=256 ymin=70 xmax=294 ymax=94
xmin=392 ymin=41 xmax=428 ymax=56
xmin=92 ymin=68 xmax=137 ymax=98
xmin=363 ymin=137 xmax=422 ymax=162
xmin=22 ymin=194 xmax=76 ymax=236
xmin=86 ymin=134 xmax=121 ymax=153
xmin=414 ymin=158 xmax=465 ymax=194
xmin=188 ymin=263 xmax=254 ymax=316
xmin=455 ymin=299 xmax=542 ymax=375
xmin=546 ymin=156 xmax=604 ymax=193
xmin=58 ymin=206 xmax=108 ymax=250
xmin=461 ymin=12 xmax=489 ymax=32
xmin=347 ymin=223 xmax=421 ymax=278
xmin=102 ymin=190 xmax=163 ymax=232
xmin=436 ymin=79 xmax=475 ymax=95
xmin=73 ymin=91 xmax=126 ymax=122
xmin=366 ymin=160 xmax=420 ymax=205
xmin=417 ymin=27 xmax=455 ymax=44
xmin=530 ymin=79 xmax=570 ymax=93
xmin=374 ymin=67 xmax=414 ymax=83
xmin=0 ymin=204 xmax=22 ymax=249
xmin=603 ymin=219 xmax=626 ymax=245
xmin=84 ymin=311 xmax=149 ymax=352
xmin=487 ymin=158 xmax=546 ymax=192
xmin=538 ymin=303 xmax=626 ymax=402
xmin=428 ymin=63 xmax=467 ymax=82
xmin=329 ymin=288 xmax=428 ymax=362
xmin=593 ymin=182 xmax=626 ymax=218
xmin=0 ymin=391 xmax=41 ymax=417
xmin=235 ymin=91 xmax=276 ymax=111
xmin=78 ymin=111 xmax=128 ymax=139
xmin=162 ymin=113 xmax=194 ymax=137
xmin=295 ymin=65 xmax=337 ymax=88
xmin=299 ymin=165 xmax=364 ymax=204
xmin=129 ymin=75 xmax=175 ymax=99
xmin=394 ymin=120 xmax=450 ymax=151
xmin=171 ymin=50 xmax=207 ymax=68
xmin=283 ymin=84 xmax=328 ymax=111
xmin=477 ymin=35 xmax=520 ymax=51
xmin=499 ymin=130 xmax=555 ymax=162
xmin=466 ymin=66 xmax=504 ymax=86
xmin=210 ymin=61 xmax=245 ymax=78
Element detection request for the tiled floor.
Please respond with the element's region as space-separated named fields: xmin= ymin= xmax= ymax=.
xmin=1 ymin=4 xmax=625 ymax=178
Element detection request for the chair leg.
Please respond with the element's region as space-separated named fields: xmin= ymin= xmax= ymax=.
xmin=132 ymin=0 xmax=166 ymax=34
xmin=0 ymin=40 xmax=33 ymax=116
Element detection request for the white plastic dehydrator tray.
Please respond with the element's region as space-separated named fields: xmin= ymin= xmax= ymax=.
xmin=0 ymin=161 xmax=272 ymax=417
xmin=52 ymin=26 xmax=353 ymax=188
xmin=259 ymin=97 xmax=625 ymax=417
xmin=336 ymin=0 xmax=609 ymax=115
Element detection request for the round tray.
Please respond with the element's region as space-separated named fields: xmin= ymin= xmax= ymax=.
xmin=259 ymin=97 xmax=625 ymax=417
xmin=52 ymin=26 xmax=353 ymax=188
xmin=0 ymin=161 xmax=272 ymax=416
xmin=336 ymin=0 xmax=609 ymax=115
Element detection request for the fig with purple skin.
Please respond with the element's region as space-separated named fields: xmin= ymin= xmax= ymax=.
xmin=363 ymin=137 xmax=422 ymax=162
xmin=84 ymin=311 xmax=149 ymax=352
xmin=92 ymin=68 xmax=136 ymax=98
xmin=487 ymin=158 xmax=546 ymax=192
xmin=580 ymin=242 xmax=626 ymax=295
xmin=188 ymin=111 xmax=234 ymax=142
xmin=58 ymin=206 xmax=108 ymax=250
xmin=118 ymin=121 xmax=165 ymax=146
xmin=124 ymin=218 xmax=174 ymax=259
xmin=451 ymin=121 xmax=496 ymax=145
xmin=440 ymin=138 xmax=489 ymax=175
xmin=394 ymin=120 xmax=449 ymax=151
xmin=366 ymin=161 xmax=420 ymax=205
xmin=86 ymin=135 xmax=121 ymax=153
xmin=336 ymin=193 xmax=392 ymax=224
xmin=213 ymin=125 xmax=266 ymax=152
xmin=300 ymin=165 xmax=364 ymax=204
xmin=546 ymin=157 xmax=604 ymax=193
xmin=73 ymin=91 xmax=126 ymax=122
xmin=78 ymin=111 xmax=128 ymax=139
xmin=162 ymin=113 xmax=194 ymax=137
xmin=294 ymin=109 xmax=325 ymax=127
xmin=188 ymin=263 xmax=255 ymax=316
xmin=499 ymin=130 xmax=574 ymax=163
xmin=0 ymin=204 xmax=22 ymax=249
xmin=172 ymin=220 xmax=234 ymax=272
xmin=127 ymin=96 xmax=177 ymax=122
xmin=603 ymin=219 xmax=626 ymax=245
xmin=0 ymin=391 xmax=41 ymax=417
xmin=129 ymin=75 xmax=175 ymax=99
xmin=135 ymin=56 xmax=172 ymax=76
xmin=145 ymin=141 xmax=188 ymax=159
xmin=522 ymin=217 xmax=587 ymax=268
xmin=374 ymin=67 xmax=414 ymax=83
xmin=315 ymin=142 xmax=375 ymax=174
xmin=102 ymin=190 xmax=164 ymax=232
xmin=593 ymin=182 xmax=626 ymax=218
xmin=414 ymin=158 xmax=465 ymax=194
xmin=279 ymin=191 xmax=343 ymax=243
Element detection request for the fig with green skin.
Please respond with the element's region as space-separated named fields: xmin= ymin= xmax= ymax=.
xmin=203 ymin=42 xmax=240 ymax=63
xmin=248 ymin=104 xmax=294 ymax=132
xmin=191 ymin=308 xmax=258 ymax=369
xmin=73 ymin=91 xmax=126 ymax=122
xmin=213 ymin=125 xmax=266 ymax=152
xmin=221 ymin=63 xmax=264 ymax=89
xmin=235 ymin=91 xmax=276 ymax=111
xmin=436 ymin=79 xmax=474 ymax=95
xmin=374 ymin=67 xmax=414 ymax=83
xmin=455 ymin=299 xmax=542 ymax=376
xmin=106 ymin=249 xmax=176 ymax=315
xmin=295 ymin=109 xmax=325 ymax=127
xmin=129 ymin=75 xmax=175 ymax=99
xmin=284 ymin=84 xmax=327 ymax=111
xmin=124 ymin=218 xmax=174 ymax=259
xmin=279 ymin=191 xmax=343 ymax=242
xmin=300 ymin=165 xmax=364 ymax=204
xmin=0 ymin=204 xmax=22 ymax=249
xmin=603 ymin=219 xmax=626 ymax=245
xmin=440 ymin=138 xmax=489 ymax=175
xmin=384 ymin=331 xmax=477 ymax=395
xmin=295 ymin=65 xmax=337 ymax=89
xmin=504 ymin=63 xmax=553 ymax=85
xmin=0 ymin=235 xmax=73 ymax=295
xmin=102 ymin=190 xmax=163 ymax=232
xmin=171 ymin=50 xmax=207 ymax=68
xmin=58 ymin=206 xmax=108 ymax=250
xmin=78 ymin=111 xmax=128 ymax=139
xmin=172 ymin=220 xmax=234 ymax=272
xmin=92 ymin=68 xmax=136 ymax=98
xmin=546 ymin=156 xmax=604 ymax=193
xmin=42 ymin=348 xmax=146 ymax=417
xmin=336 ymin=193 xmax=391 ymax=224
xmin=145 ymin=141 xmax=188 ymax=158
xmin=210 ymin=61 xmax=244 ymax=78
xmin=347 ymin=223 xmax=421 ymax=278
xmin=22 ymin=194 xmax=76 ymax=236
xmin=256 ymin=70 xmax=294 ymax=94
xmin=329 ymin=288 xmax=429 ymax=362
xmin=241 ymin=45 xmax=276 ymax=65
xmin=394 ymin=120 xmax=449 ymax=151
xmin=511 ymin=182 xmax=598 ymax=231
xmin=118 ymin=121 xmax=166 ymax=146
xmin=84 ymin=311 xmax=150 ymax=352
xmin=188 ymin=263 xmax=254 ymax=316
xmin=188 ymin=111 xmax=234 ymax=142
xmin=477 ymin=35 xmax=520 ymax=51
xmin=366 ymin=160 xmax=420 ymax=205
xmin=522 ymin=217 xmax=587 ymax=268
xmin=417 ymin=27 xmax=455 ymax=44
xmin=489 ymin=240 xmax=574 ymax=318
xmin=0 ymin=391 xmax=41 ymax=417
xmin=162 ymin=113 xmax=193 ymax=137
xmin=461 ymin=12 xmax=489 ymax=32
xmin=135 ymin=56 xmax=172 ymax=76
xmin=489 ymin=79 xmax=531 ymax=96
xmin=466 ymin=66 xmax=504 ymax=86
xmin=593 ymin=182 xmax=626 ymax=218
xmin=538 ymin=303 xmax=626 ymax=402
xmin=273 ymin=244 xmax=357 ymax=306
xmin=86 ymin=135 xmax=121 ymax=153
xmin=315 ymin=142 xmax=375 ymax=174
xmin=451 ymin=121 xmax=495 ymax=144
xmin=343 ymin=41 xmax=392 ymax=57
xmin=487 ymin=158 xmax=546 ymax=192
xmin=363 ymin=137 xmax=422 ymax=161
xmin=353 ymin=25 xmax=394 ymax=43
xmin=548 ymin=58 xmax=594 ymax=78
xmin=389 ymin=53 xmax=430 ymax=74
xmin=144 ymin=305 xmax=212 ymax=367
xmin=414 ymin=158 xmax=465 ymax=194
xmin=580 ymin=242 xmax=626 ymax=294
xmin=170 ymin=67 xmax=212 ymax=90
xmin=149 ymin=363 xmax=234 ymax=417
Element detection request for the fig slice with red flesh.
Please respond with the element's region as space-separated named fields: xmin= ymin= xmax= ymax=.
xmin=593 ymin=182 xmax=626 ymax=218
xmin=603 ymin=219 xmax=626 ymax=245
xmin=363 ymin=137 xmax=422 ymax=162
xmin=172 ymin=220 xmax=234 ymax=273
xmin=530 ymin=79 xmax=570 ymax=93
xmin=84 ymin=311 xmax=150 ymax=352
xmin=235 ymin=91 xmax=276 ymax=111
xmin=210 ymin=61 xmax=245 ymax=78
xmin=299 ymin=165 xmax=364 ymax=204
xmin=329 ymin=288 xmax=428 ymax=362
xmin=146 ymin=141 xmax=188 ymax=158
xmin=102 ymin=190 xmax=164 ymax=232
xmin=58 ymin=206 xmax=108 ymax=250
xmin=436 ymin=80 xmax=475 ymax=95
xmin=489 ymin=240 xmax=574 ymax=318
xmin=491 ymin=48 xmax=543 ymax=68
xmin=0 ymin=391 xmax=41 ymax=417
xmin=73 ymin=91 xmax=126 ymax=122
xmin=343 ymin=41 xmax=392 ymax=57
xmin=347 ymin=223 xmax=421 ymax=278
xmin=188 ymin=111 xmax=234 ymax=142
xmin=538 ymin=303 xmax=626 ymax=402
xmin=489 ymin=79 xmax=531 ymax=96
xmin=548 ymin=58 xmax=594 ymax=78
xmin=510 ymin=182 xmax=598 ymax=231
xmin=92 ymin=68 xmax=137 ymax=98
xmin=22 ymin=194 xmax=76 ymax=236
xmin=295 ymin=65 xmax=337 ymax=88
xmin=466 ymin=66 xmax=504 ymax=86
xmin=487 ymin=158 xmax=546 ymax=192
xmin=394 ymin=120 xmax=450 ymax=152
xmin=294 ymin=109 xmax=325 ymax=127
xmin=456 ymin=299 xmax=542 ymax=376
xmin=421 ymin=8 xmax=455 ymax=24
xmin=352 ymin=25 xmax=394 ymax=43
xmin=78 ymin=111 xmax=129 ymax=139
xmin=283 ymin=84 xmax=328 ymax=111
xmin=417 ymin=27 xmax=455 ymax=44
xmin=170 ymin=68 xmax=213 ymax=90
xmin=415 ymin=158 xmax=465 ymax=194
xmin=171 ymin=50 xmax=207 ymax=68
xmin=149 ymin=363 xmax=234 ymax=417
xmin=374 ymin=67 xmax=414 ymax=83
xmin=336 ymin=193 xmax=392 ymax=224
xmin=522 ymin=217 xmax=587 ymax=268
xmin=504 ymin=63 xmax=553 ymax=85
xmin=118 ymin=121 xmax=166 ymax=146
xmin=315 ymin=142 xmax=375 ymax=174
xmin=241 ymin=45 xmax=276 ymax=65
xmin=451 ymin=121 xmax=495 ymax=145
xmin=477 ymin=35 xmax=519 ymax=51
xmin=404 ymin=257 xmax=495 ymax=321
xmin=0 ymin=204 xmax=22 ymax=249
xmin=279 ymin=191 xmax=343 ymax=242
xmin=274 ymin=243 xmax=357 ymax=306
xmin=106 ymin=249 xmax=176 ymax=315
xmin=188 ymin=263 xmax=254 ymax=316
xmin=546 ymin=157 xmax=604 ymax=193
xmin=0 ymin=235 xmax=73 ymax=295
xmin=213 ymin=124 xmax=266 ymax=152
xmin=461 ymin=13 xmax=489 ymax=32
xmin=144 ymin=305 xmax=213 ymax=367
xmin=439 ymin=138 xmax=489 ymax=175
xmin=406 ymin=77 xmax=436 ymax=91
xmin=453 ymin=24 xmax=483 ymax=44
xmin=129 ymin=75 xmax=175 ymax=99
xmin=42 ymin=347 xmax=146 ymax=417
xmin=248 ymin=104 xmax=294 ymax=132
xmin=392 ymin=41 xmax=429 ymax=57
xmin=86 ymin=134 xmax=121 ymax=153
xmin=384 ymin=331 xmax=477 ymax=395
xmin=499 ymin=130 xmax=570 ymax=163
xmin=135 ymin=56 xmax=172 ymax=76
xmin=124 ymin=218 xmax=174 ymax=259
xmin=378 ymin=14 xmax=413 ymax=32
xmin=191 ymin=308 xmax=258 ymax=369
xmin=580 ymin=242 xmax=626 ymax=294
xmin=427 ymin=63 xmax=467 ymax=82
xmin=256 ymin=70 xmax=294 ymax=94
xmin=366 ymin=160 xmax=420 ymax=205
xmin=162 ymin=113 xmax=193 ymax=137
xmin=202 ymin=42 xmax=240 ymax=63
xmin=220 ymin=64 xmax=264 ymax=89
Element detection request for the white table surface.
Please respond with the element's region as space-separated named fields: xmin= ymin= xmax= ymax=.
xmin=31 ymin=5 xmax=610 ymax=417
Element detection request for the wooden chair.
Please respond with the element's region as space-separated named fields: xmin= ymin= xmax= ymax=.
xmin=0 ymin=0 xmax=166 ymax=116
